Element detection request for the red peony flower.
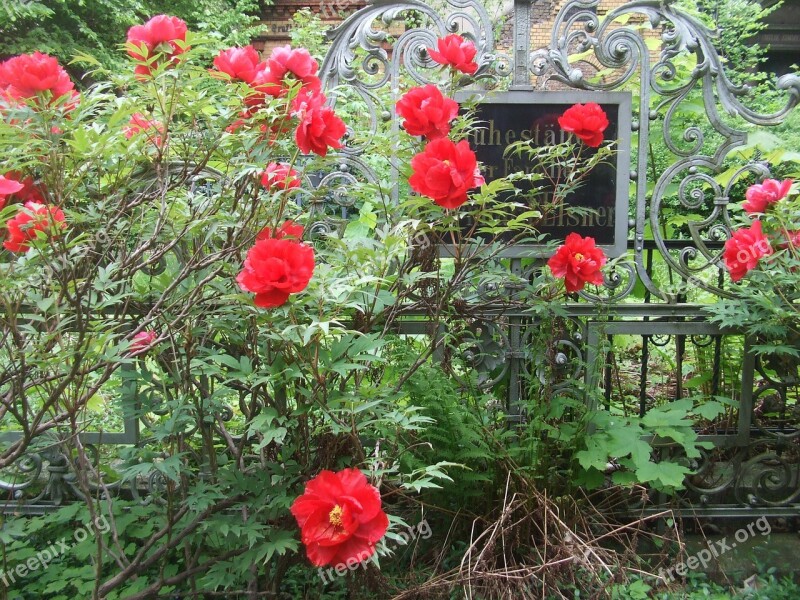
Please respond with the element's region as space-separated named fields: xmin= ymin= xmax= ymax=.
xmin=3 ymin=201 xmax=66 ymax=252
xmin=213 ymin=46 xmax=264 ymax=84
xmin=3 ymin=172 xmax=45 ymax=205
xmin=261 ymin=163 xmax=301 ymax=191
xmin=257 ymin=220 xmax=304 ymax=242
xmin=243 ymin=69 xmax=278 ymax=108
xmin=293 ymin=92 xmax=346 ymax=157
xmin=408 ymin=138 xmax=483 ymax=209
xmin=427 ymin=34 xmax=479 ymax=75
xmin=290 ymin=468 xmax=389 ymax=568
xmin=237 ymin=234 xmax=314 ymax=307
xmin=259 ymin=45 xmax=321 ymax=97
xmin=723 ymin=220 xmax=773 ymax=282
xmin=127 ymin=15 xmax=189 ymax=77
xmin=123 ymin=113 xmax=164 ymax=146
xmin=245 ymin=47 xmax=321 ymax=104
xmin=547 ymin=233 xmax=607 ymax=292
xmin=0 ymin=175 xmax=24 ymax=210
xmin=290 ymin=88 xmax=318 ymax=114
xmin=742 ymin=178 xmax=793 ymax=214
xmin=0 ymin=52 xmax=76 ymax=108
xmin=129 ymin=330 xmax=158 ymax=354
xmin=558 ymin=103 xmax=609 ymax=148
xmin=396 ymin=84 xmax=459 ymax=140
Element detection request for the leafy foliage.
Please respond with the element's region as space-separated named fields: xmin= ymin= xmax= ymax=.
xmin=706 ymin=189 xmax=800 ymax=358
xmin=0 ymin=3 xmax=796 ymax=598
xmin=0 ymin=0 xmax=265 ymax=73
xmin=0 ymin=19 xmax=627 ymax=598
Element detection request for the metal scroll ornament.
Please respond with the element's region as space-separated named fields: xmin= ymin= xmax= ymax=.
xmin=530 ymin=0 xmax=800 ymax=301
xmin=323 ymin=0 xmax=799 ymax=302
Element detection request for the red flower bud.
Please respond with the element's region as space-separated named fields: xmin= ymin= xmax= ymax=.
xmin=129 ymin=331 xmax=158 ymax=355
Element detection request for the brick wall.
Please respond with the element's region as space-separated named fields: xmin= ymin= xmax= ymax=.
xmin=255 ymin=0 xmax=367 ymax=55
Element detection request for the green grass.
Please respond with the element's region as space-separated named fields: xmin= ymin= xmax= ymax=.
xmin=607 ymin=573 xmax=800 ymax=600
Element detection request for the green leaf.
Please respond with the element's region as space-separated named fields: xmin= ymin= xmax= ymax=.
xmin=635 ymin=460 xmax=691 ymax=490
xmin=683 ymin=373 xmax=712 ymax=389
xmin=641 ymin=399 xmax=693 ymax=428
xmin=611 ymin=471 xmax=639 ymax=485
xmin=605 ymin=421 xmax=643 ymax=457
xmin=69 ymin=52 xmax=103 ymax=68
xmin=153 ymin=454 xmax=185 ymax=483
xmin=209 ymin=354 xmax=242 ymax=370
xmin=576 ymin=436 xmax=609 ymax=471
xmin=693 ymin=400 xmax=727 ymax=421
xmin=262 ymin=529 xmax=299 ymax=564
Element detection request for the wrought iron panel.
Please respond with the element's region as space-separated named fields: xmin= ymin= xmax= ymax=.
xmin=319 ymin=0 xmax=800 ymax=515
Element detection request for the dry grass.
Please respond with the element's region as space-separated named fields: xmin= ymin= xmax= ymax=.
xmin=385 ymin=475 xmax=681 ymax=600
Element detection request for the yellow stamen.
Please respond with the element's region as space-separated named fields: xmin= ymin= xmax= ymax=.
xmin=574 ymin=253 xmax=584 ymax=261
xmin=329 ymin=505 xmax=344 ymax=528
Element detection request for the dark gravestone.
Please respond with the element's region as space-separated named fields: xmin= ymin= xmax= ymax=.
xmin=456 ymin=91 xmax=632 ymax=257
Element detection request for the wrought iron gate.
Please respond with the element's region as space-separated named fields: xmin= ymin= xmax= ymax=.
xmin=317 ymin=0 xmax=800 ymax=516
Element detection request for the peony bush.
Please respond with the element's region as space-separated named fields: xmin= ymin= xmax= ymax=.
xmin=709 ymin=178 xmax=799 ymax=357
xmin=0 ymin=18 xmax=621 ymax=598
